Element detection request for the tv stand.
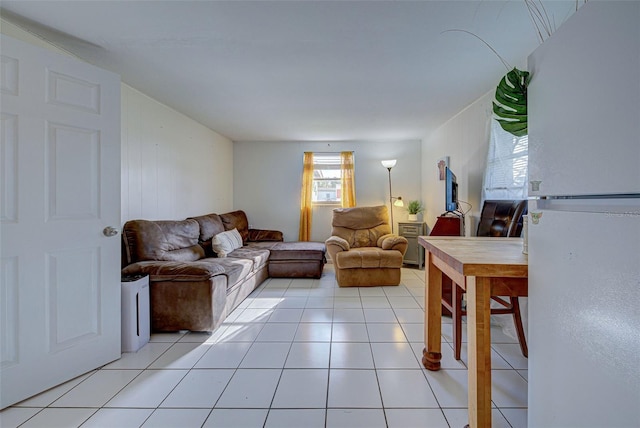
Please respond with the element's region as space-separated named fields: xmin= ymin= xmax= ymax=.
xmin=430 ymin=212 xmax=464 ymax=317
xmin=432 ymin=212 xmax=464 ymax=237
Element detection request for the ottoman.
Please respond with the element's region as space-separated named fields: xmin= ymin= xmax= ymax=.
xmin=268 ymin=242 xmax=326 ymax=279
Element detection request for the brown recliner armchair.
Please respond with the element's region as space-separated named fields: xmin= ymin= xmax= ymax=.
xmin=325 ymin=205 xmax=408 ymax=287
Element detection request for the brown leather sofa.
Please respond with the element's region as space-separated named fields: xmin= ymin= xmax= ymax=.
xmin=121 ymin=210 xmax=324 ymax=333
xmin=325 ymin=205 xmax=408 ymax=287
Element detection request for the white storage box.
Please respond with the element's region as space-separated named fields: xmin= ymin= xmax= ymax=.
xmin=121 ymin=274 xmax=150 ymax=352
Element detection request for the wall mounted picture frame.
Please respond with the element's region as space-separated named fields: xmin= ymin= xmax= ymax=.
xmin=437 ymin=156 xmax=449 ymax=180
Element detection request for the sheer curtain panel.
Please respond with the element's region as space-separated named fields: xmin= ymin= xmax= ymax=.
xmin=340 ymin=151 xmax=356 ymax=208
xmin=298 ymin=152 xmax=314 ymax=241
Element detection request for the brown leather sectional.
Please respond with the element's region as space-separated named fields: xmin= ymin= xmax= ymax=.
xmin=121 ymin=210 xmax=325 ymax=333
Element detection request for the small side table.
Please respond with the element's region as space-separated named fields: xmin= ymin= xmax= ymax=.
xmin=398 ymin=222 xmax=427 ymax=269
xmin=121 ymin=274 xmax=150 ymax=353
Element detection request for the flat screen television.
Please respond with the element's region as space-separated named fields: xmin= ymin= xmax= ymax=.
xmin=445 ymin=167 xmax=458 ymax=213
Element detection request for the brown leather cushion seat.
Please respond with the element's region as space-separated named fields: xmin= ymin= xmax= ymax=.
xmin=268 ymin=241 xmax=326 ymax=279
xmin=334 ymin=246 xmax=404 ymax=269
xmin=228 ymin=247 xmax=272 ymax=272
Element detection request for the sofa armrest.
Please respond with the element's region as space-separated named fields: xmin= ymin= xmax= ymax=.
xmin=248 ymin=228 xmax=283 ymax=242
xmin=377 ymin=234 xmax=409 ymax=255
xmin=122 ymin=260 xmax=227 ymax=282
xmin=325 ymin=235 xmax=350 ymax=264
xmin=326 ymin=236 xmax=350 ymax=251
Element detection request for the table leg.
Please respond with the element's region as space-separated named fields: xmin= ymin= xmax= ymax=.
xmin=422 ymin=250 xmax=442 ymax=370
xmin=466 ymin=276 xmax=492 ymax=428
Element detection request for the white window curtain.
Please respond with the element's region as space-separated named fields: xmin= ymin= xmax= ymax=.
xmin=482 ymin=119 xmax=529 ymax=202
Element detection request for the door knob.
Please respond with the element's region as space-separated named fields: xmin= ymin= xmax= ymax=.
xmin=103 ymin=226 xmax=119 ymax=237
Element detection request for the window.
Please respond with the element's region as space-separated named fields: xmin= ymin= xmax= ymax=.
xmin=312 ymin=154 xmax=342 ymax=203
xmin=483 ymin=120 xmax=528 ymax=201
xmin=299 ymin=151 xmax=355 ymax=240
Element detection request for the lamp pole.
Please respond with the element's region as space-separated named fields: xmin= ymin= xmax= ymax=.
xmin=386 ymin=166 xmax=395 ymax=233
xmin=381 ymin=159 xmax=398 ymax=234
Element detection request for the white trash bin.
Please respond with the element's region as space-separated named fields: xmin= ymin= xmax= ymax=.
xmin=121 ymin=274 xmax=150 ymax=352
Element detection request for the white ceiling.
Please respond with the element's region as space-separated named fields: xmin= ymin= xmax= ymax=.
xmin=1 ymin=1 xmax=577 ymax=142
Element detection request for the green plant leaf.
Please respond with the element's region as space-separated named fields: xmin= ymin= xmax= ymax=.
xmin=406 ymin=200 xmax=424 ymax=214
xmin=492 ymin=107 xmax=525 ymax=121
xmin=496 ymin=87 xmax=525 ymax=106
xmin=494 ymin=67 xmax=529 ymax=137
xmin=499 ymin=120 xmax=528 ymax=137
xmin=493 ymin=101 xmax=526 ymax=115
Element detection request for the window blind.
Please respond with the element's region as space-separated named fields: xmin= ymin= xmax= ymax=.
xmin=482 ymin=120 xmax=528 ymax=201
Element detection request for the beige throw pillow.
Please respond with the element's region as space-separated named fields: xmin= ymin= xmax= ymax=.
xmin=211 ymin=228 xmax=243 ymax=257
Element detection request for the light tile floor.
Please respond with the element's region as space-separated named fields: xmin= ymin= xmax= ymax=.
xmin=2 ymin=265 xmax=528 ymax=428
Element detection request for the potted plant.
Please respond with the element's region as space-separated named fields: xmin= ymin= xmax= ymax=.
xmin=406 ymin=200 xmax=424 ymax=222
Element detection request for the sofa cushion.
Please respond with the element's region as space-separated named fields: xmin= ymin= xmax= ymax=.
xmin=247 ymin=229 xmax=284 ymax=242
xmin=268 ymin=242 xmax=326 ymax=279
xmin=211 ymin=228 xmax=244 ymax=257
xmin=269 ymin=242 xmax=326 ymax=261
xmin=122 ymin=219 xmax=204 ymax=264
xmin=228 ymin=247 xmax=271 ymax=272
xmin=189 ymin=213 xmax=225 ymax=242
xmin=125 ymin=257 xmax=253 ymax=292
xmin=220 ymin=210 xmax=250 ymax=242
xmin=246 ymin=241 xmax=281 ymax=250
xmin=188 ymin=213 xmax=226 ymax=257
xmin=334 ymin=246 xmax=403 ymax=269
xmin=208 ymin=257 xmax=253 ymax=290
xmin=122 ymin=260 xmax=226 ymax=281
xmin=330 ymin=206 xmax=391 ymax=248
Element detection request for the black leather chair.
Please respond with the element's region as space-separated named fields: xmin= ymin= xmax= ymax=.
xmin=442 ymin=199 xmax=528 ymax=360
xmin=476 ymin=199 xmax=528 ymax=238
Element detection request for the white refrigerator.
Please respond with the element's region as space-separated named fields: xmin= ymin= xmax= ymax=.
xmin=527 ymin=2 xmax=640 ymax=427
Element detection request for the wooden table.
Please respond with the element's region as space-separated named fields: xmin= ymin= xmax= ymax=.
xmin=418 ymin=237 xmax=528 ymax=428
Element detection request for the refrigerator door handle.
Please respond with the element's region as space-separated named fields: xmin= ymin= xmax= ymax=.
xmin=534 ymin=194 xmax=640 ymax=215
xmin=540 ymin=193 xmax=640 ymax=200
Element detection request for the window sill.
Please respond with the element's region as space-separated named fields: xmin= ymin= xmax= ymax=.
xmin=313 ymin=202 xmax=341 ymax=207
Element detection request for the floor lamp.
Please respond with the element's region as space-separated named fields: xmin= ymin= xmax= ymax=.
xmin=381 ymin=159 xmax=403 ymax=233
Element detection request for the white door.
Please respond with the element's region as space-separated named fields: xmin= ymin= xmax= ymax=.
xmin=1 ymin=35 xmax=121 ymax=409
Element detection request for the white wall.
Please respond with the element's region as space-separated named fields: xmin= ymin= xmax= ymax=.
xmin=121 ymin=86 xmax=233 ymax=222
xmin=233 ymin=140 xmax=422 ymax=242
xmin=1 ymin=18 xmax=234 ymax=225
xmin=2 ymin=15 xmax=489 ymax=241
xmin=421 ymin=91 xmax=492 ymax=236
